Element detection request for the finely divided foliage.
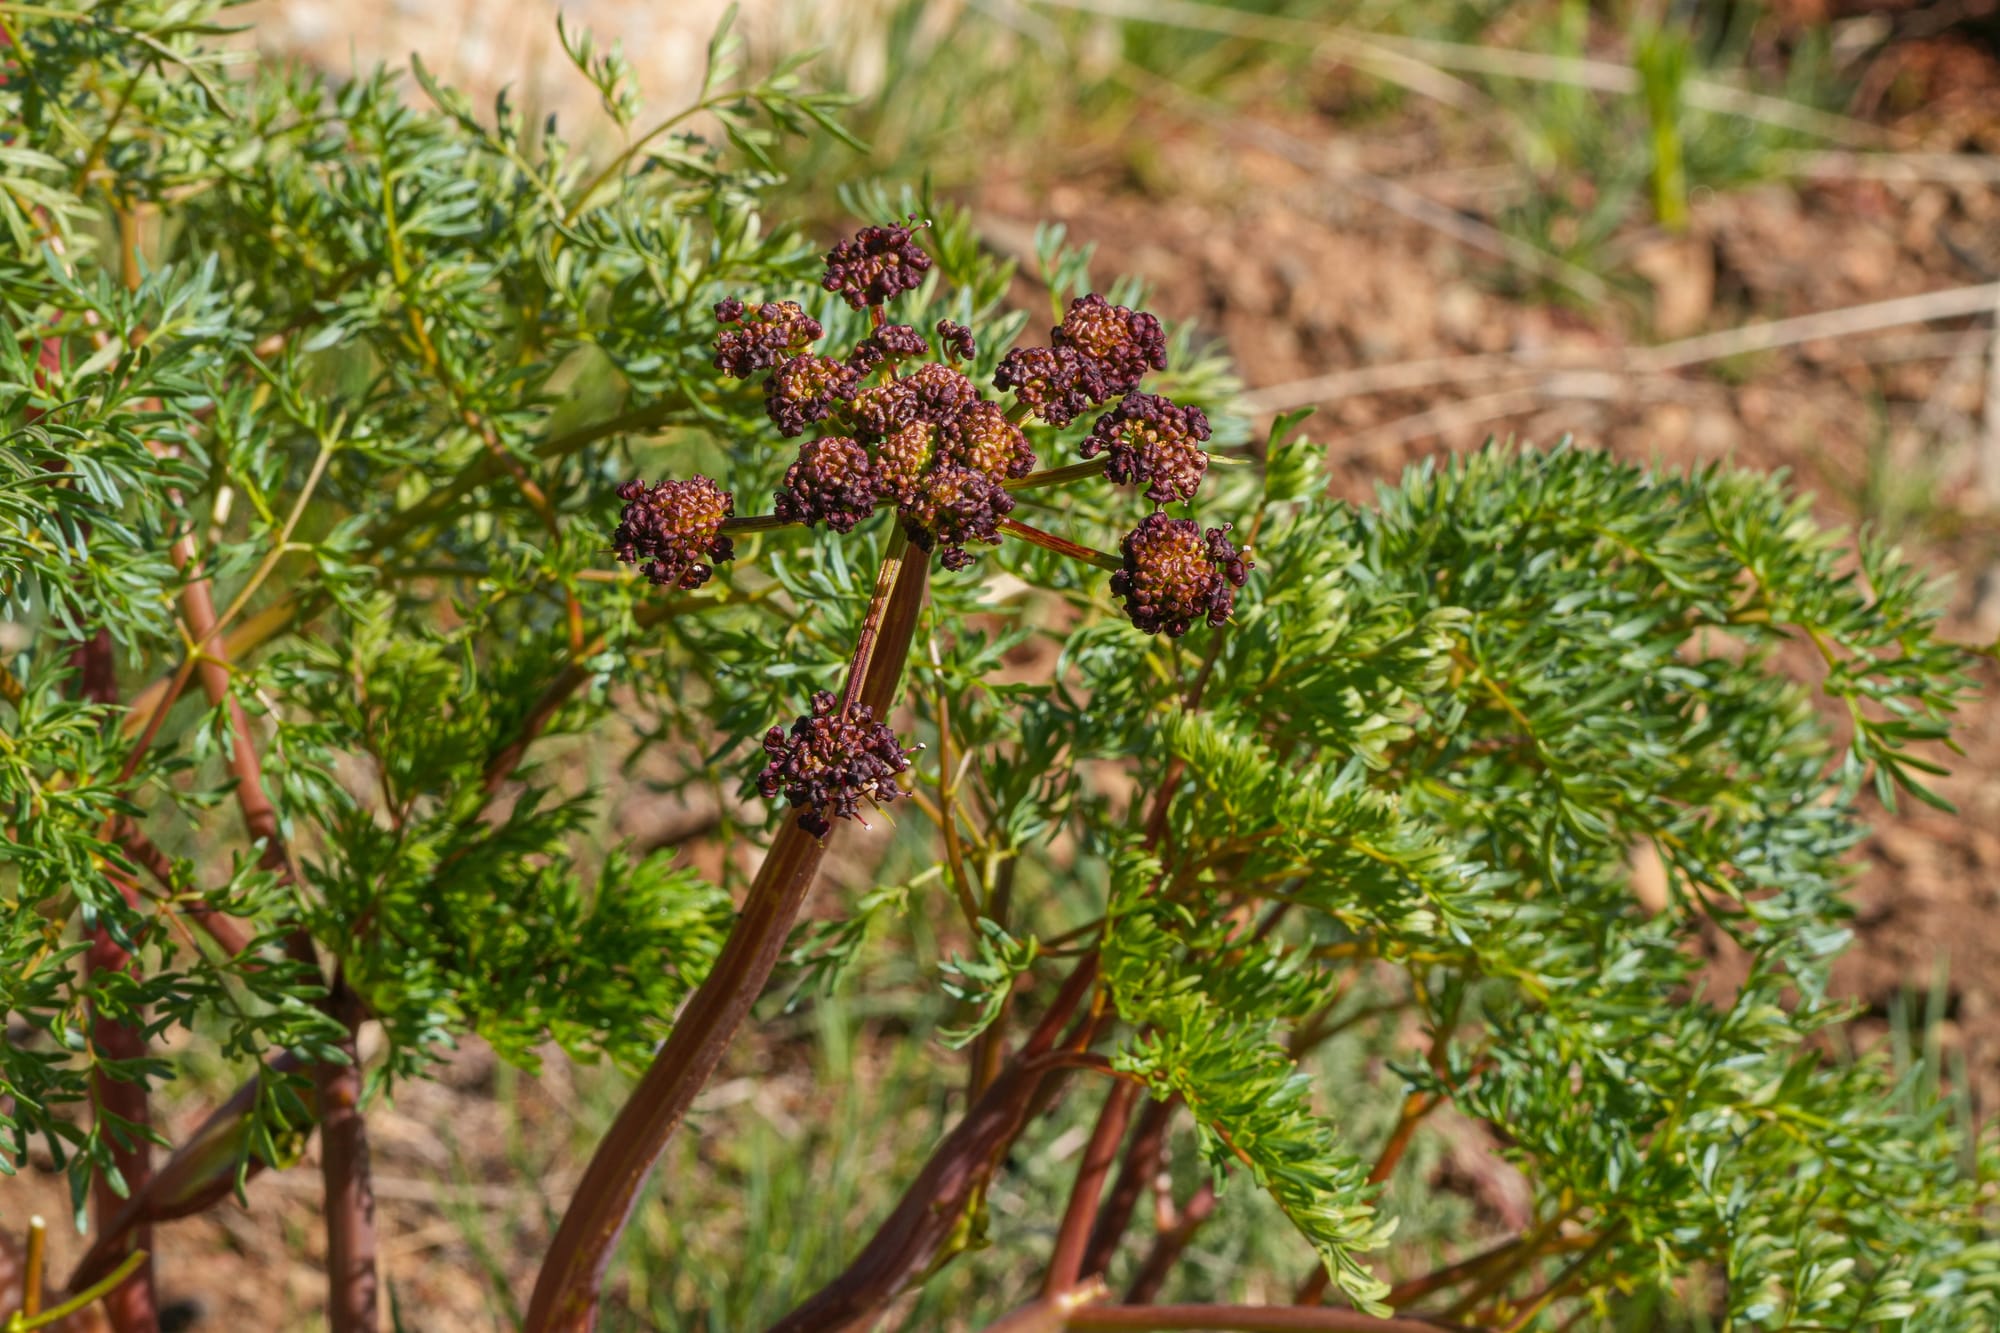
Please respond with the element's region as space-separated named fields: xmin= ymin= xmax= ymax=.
xmin=0 ymin=5 xmax=1992 ymax=1333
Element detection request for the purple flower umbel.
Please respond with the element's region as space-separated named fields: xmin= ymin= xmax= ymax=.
xmin=1054 ymin=294 xmax=1166 ymax=396
xmin=1082 ymin=393 xmax=1212 ymax=506
xmin=766 ymin=354 xmax=859 ymax=437
xmin=1111 ymin=513 xmax=1251 ymax=637
xmin=849 ymin=324 xmax=929 ymax=373
xmin=774 ymin=436 xmax=879 ymax=534
xmin=713 ymin=300 xmax=824 ymax=378
xmin=904 ymin=465 xmax=1014 ymax=572
xmin=821 ymin=218 xmax=933 ymax=310
xmin=613 ymin=476 xmax=736 ymax=589
xmin=758 ymin=690 xmax=912 ymax=836
xmin=993 ymin=345 xmax=1108 ymax=429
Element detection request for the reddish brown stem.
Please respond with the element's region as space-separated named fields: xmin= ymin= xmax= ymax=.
xmin=108 ymin=817 xmax=254 ymax=959
xmin=74 ymin=632 xmax=159 ymax=1333
xmin=841 ymin=529 xmax=911 ymax=717
xmin=171 ymin=537 xmax=380 ymax=1333
xmin=86 ymin=880 xmax=159 ymax=1333
xmin=316 ymin=979 xmax=377 ymax=1333
xmin=1081 ymin=1095 xmax=1176 ymax=1279
xmin=1047 ymin=1080 xmax=1141 ymax=1297
xmin=67 ymin=1053 xmax=312 ymax=1293
xmin=998 ymin=518 xmax=1123 ymax=573
xmin=524 ymin=545 xmax=931 ymax=1333
xmin=769 ymin=957 xmax=1100 ymax=1333
xmin=1124 ymin=1180 xmax=1215 ymax=1305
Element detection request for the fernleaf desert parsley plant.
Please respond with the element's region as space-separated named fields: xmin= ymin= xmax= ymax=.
xmin=0 ymin=5 xmax=1992 ymax=1333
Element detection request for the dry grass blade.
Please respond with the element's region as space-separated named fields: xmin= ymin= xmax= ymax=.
xmin=1982 ymin=287 xmax=2000 ymax=500
xmin=1631 ymin=282 xmax=2000 ymax=372
xmin=1017 ymin=0 xmax=1488 ymax=111
xmin=1024 ymin=0 xmax=1891 ymax=146
xmin=1780 ymin=150 xmax=2000 ymax=184
xmin=1327 ymin=389 xmax=1548 ymax=461
xmin=1248 ymin=283 xmax=2000 ymax=425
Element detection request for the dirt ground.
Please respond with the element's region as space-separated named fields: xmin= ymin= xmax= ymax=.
xmin=11 ymin=3 xmax=2000 ymax=1329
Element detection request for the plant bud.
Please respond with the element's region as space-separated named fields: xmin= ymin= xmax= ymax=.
xmin=612 ymin=476 xmax=736 ymax=589
xmin=1054 ymin=293 xmax=1166 ymax=395
xmin=1082 ymin=393 xmax=1211 ymax=506
xmin=820 ymin=218 xmax=933 ymax=310
xmin=766 ymin=354 xmax=859 ymax=437
xmin=994 ymin=344 xmax=1107 ymax=428
xmin=757 ymin=690 xmax=912 ymax=836
xmin=774 ymin=436 xmax=879 ymax=533
xmin=1110 ymin=512 xmax=1251 ymax=637
xmin=713 ymin=299 xmax=823 ymax=378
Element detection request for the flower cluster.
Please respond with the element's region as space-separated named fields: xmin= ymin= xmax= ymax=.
xmin=774 ymin=436 xmax=877 ymax=534
xmin=616 ymin=219 xmax=1257 ymax=836
xmin=849 ymin=324 xmax=928 ymax=373
xmin=1110 ymin=513 xmax=1251 ymax=637
xmin=757 ymin=690 xmax=912 ymax=837
xmin=612 ymin=476 xmax=735 ymax=589
xmin=1082 ymin=393 xmax=1212 ymax=506
xmin=821 ymin=218 xmax=933 ymax=309
xmin=995 ymin=295 xmax=1168 ymax=428
xmin=766 ymin=354 xmax=858 ymax=438
xmin=1054 ymin=293 xmax=1166 ymax=396
xmin=767 ymin=305 xmax=1032 ymax=569
xmin=713 ymin=300 xmax=823 ymax=378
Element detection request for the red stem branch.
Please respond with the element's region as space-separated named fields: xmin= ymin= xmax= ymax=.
xmin=1081 ymin=1095 xmax=1175 ymax=1279
xmin=171 ymin=536 xmax=380 ymax=1333
xmin=1125 ymin=1180 xmax=1215 ymax=1305
xmin=74 ymin=630 xmax=159 ymax=1333
xmin=1046 ymin=1079 xmax=1140 ymax=1297
xmin=524 ymin=543 xmax=931 ymax=1333
xmin=768 ymin=957 xmax=1100 ymax=1333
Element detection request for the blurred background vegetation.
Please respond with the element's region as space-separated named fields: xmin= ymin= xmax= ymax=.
xmin=12 ymin=0 xmax=2000 ymax=1326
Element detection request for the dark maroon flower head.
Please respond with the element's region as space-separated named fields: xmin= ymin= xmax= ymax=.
xmin=766 ymin=354 xmax=858 ymax=437
xmin=613 ymin=476 xmax=735 ymax=590
xmin=873 ymin=421 xmax=938 ymax=509
xmin=945 ymin=400 xmax=1036 ymax=481
xmin=903 ymin=465 xmax=1014 ymax=572
xmin=758 ymin=689 xmax=912 ymax=837
xmin=994 ymin=344 xmax=1108 ymax=428
xmin=1053 ymin=294 xmax=1167 ymax=395
xmin=713 ymin=300 xmax=823 ymax=378
xmin=1110 ymin=513 xmax=1251 ymax=637
xmin=845 ymin=362 xmax=978 ymax=440
xmin=1081 ymin=393 xmax=1212 ymax=506
xmin=902 ymin=361 xmax=979 ymax=427
xmin=848 ymin=380 xmax=921 ymax=438
xmin=775 ymin=436 xmax=879 ymax=534
xmin=936 ymin=320 xmax=976 ymax=363
xmin=849 ymin=324 xmax=928 ymax=373
xmin=821 ymin=218 xmax=933 ymax=310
